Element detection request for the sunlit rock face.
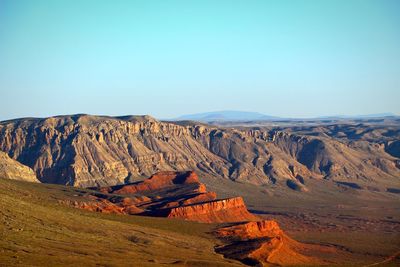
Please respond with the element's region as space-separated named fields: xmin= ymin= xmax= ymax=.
xmin=215 ymin=220 xmax=329 ymax=266
xmin=0 ymin=114 xmax=399 ymax=190
xmin=0 ymin=151 xmax=39 ymax=182
xmin=66 ymin=171 xmax=258 ymax=224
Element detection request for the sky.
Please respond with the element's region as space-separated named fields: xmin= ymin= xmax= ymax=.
xmin=0 ymin=0 xmax=399 ymax=120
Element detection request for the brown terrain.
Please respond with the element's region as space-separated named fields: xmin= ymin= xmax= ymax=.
xmin=68 ymin=171 xmax=258 ymax=223
xmin=0 ymin=114 xmax=399 ymax=266
xmin=0 ymin=114 xmax=399 ymax=192
xmin=54 ymin=170 xmax=345 ymax=266
xmin=0 ymin=151 xmax=39 ymax=182
xmin=215 ymin=220 xmax=338 ymax=266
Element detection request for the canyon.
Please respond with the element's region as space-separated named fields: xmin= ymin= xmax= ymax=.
xmin=0 ymin=114 xmax=399 ymax=194
xmin=0 ymin=114 xmax=399 ymax=266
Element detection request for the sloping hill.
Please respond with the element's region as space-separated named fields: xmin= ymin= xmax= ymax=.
xmin=0 ymin=115 xmax=398 ymax=191
xmin=0 ymin=178 xmax=241 ymax=266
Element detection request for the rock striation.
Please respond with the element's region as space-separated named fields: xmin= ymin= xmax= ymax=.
xmin=0 ymin=114 xmax=399 ymax=190
xmin=0 ymin=151 xmax=39 ymax=182
xmin=70 ymin=171 xmax=258 ymax=223
xmin=99 ymin=171 xmax=201 ymax=194
xmin=215 ymin=220 xmax=331 ymax=266
xmin=162 ymin=197 xmax=258 ymax=223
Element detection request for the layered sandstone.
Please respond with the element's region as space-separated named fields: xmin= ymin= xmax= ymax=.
xmin=0 ymin=151 xmax=39 ymax=182
xmin=0 ymin=114 xmax=399 ymax=190
xmin=69 ymin=171 xmax=257 ymax=223
xmin=215 ymin=220 xmax=329 ymax=266
xmin=100 ymin=171 xmax=201 ymax=194
xmin=162 ymin=197 xmax=258 ymax=223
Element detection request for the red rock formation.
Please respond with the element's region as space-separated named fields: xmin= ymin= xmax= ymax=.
xmin=163 ymin=197 xmax=258 ymax=223
xmin=215 ymin=220 xmax=283 ymax=240
xmin=70 ymin=171 xmax=258 ymax=224
xmin=215 ymin=220 xmax=331 ymax=266
xmin=69 ymin=198 xmax=144 ymax=215
xmin=100 ymin=171 xmax=200 ymax=195
xmin=180 ymin=191 xmax=216 ymax=206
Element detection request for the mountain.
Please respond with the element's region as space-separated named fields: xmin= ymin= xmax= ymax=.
xmin=173 ymin=111 xmax=399 ymax=123
xmin=0 ymin=151 xmax=39 ymax=182
xmin=315 ymin=113 xmax=398 ymax=120
xmin=0 ymin=114 xmax=399 ymax=192
xmin=174 ymin=110 xmax=279 ymax=122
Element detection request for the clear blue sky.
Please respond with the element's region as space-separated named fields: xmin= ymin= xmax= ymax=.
xmin=0 ymin=0 xmax=399 ymax=120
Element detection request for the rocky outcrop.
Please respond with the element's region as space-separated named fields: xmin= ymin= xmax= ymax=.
xmin=0 ymin=114 xmax=399 ymax=189
xmin=68 ymin=171 xmax=258 ymax=223
xmin=215 ymin=220 xmax=283 ymax=240
xmin=158 ymin=197 xmax=258 ymax=223
xmin=215 ymin=220 xmax=331 ymax=266
xmin=61 ymin=196 xmax=144 ymax=215
xmin=99 ymin=171 xmax=201 ymax=195
xmin=0 ymin=151 xmax=39 ymax=182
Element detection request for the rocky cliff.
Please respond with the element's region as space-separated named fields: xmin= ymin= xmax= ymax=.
xmin=215 ymin=220 xmax=333 ymax=266
xmin=0 ymin=114 xmax=399 ymax=189
xmin=68 ymin=171 xmax=257 ymax=223
xmin=163 ymin=197 xmax=258 ymax=223
xmin=0 ymin=151 xmax=39 ymax=182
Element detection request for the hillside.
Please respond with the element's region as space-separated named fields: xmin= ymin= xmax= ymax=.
xmin=0 ymin=151 xmax=39 ymax=182
xmin=0 ymin=114 xmax=399 ymax=192
xmin=0 ymin=178 xmax=242 ymax=266
xmin=1 ymin=177 xmax=399 ymax=266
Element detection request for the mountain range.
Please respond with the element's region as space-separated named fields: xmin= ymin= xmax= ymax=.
xmin=172 ymin=110 xmax=398 ymax=122
xmin=1 ymin=113 xmax=399 ymax=266
xmin=0 ymin=114 xmax=399 ymax=193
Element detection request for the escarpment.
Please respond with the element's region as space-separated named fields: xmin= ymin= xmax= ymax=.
xmin=0 ymin=151 xmax=39 ymax=182
xmin=0 ymin=114 xmax=399 ymax=190
xmin=161 ymin=197 xmax=258 ymax=223
xmin=68 ymin=171 xmax=258 ymax=223
xmin=215 ymin=220 xmax=333 ymax=266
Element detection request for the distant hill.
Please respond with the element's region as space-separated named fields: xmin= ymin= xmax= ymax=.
xmin=173 ymin=111 xmax=398 ymax=122
xmin=316 ymin=113 xmax=397 ymax=120
xmin=174 ymin=110 xmax=280 ymax=122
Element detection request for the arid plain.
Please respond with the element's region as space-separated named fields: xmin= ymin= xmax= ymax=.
xmin=0 ymin=115 xmax=399 ymax=266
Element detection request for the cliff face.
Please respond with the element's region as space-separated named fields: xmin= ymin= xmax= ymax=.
xmin=0 ymin=151 xmax=39 ymax=182
xmin=100 ymin=171 xmax=201 ymax=195
xmin=215 ymin=220 xmax=283 ymax=240
xmin=0 ymin=114 xmax=399 ymax=189
xmin=163 ymin=197 xmax=258 ymax=223
xmin=68 ymin=171 xmax=258 ymax=223
xmin=215 ymin=220 xmax=331 ymax=266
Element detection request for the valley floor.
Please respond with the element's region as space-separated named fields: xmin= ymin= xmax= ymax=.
xmin=0 ymin=179 xmax=240 ymax=267
xmin=1 ymin=178 xmax=399 ymax=266
xmin=202 ymin=176 xmax=400 ymax=267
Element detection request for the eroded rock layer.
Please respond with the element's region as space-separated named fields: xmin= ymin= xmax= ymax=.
xmin=215 ymin=220 xmax=334 ymax=266
xmin=157 ymin=197 xmax=258 ymax=223
xmin=0 ymin=115 xmax=399 ymax=190
xmin=68 ymin=171 xmax=257 ymax=223
xmin=0 ymin=151 xmax=39 ymax=182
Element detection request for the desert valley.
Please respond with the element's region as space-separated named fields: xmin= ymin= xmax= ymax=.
xmin=0 ymin=114 xmax=399 ymax=266
xmin=1 ymin=1 xmax=399 ymax=266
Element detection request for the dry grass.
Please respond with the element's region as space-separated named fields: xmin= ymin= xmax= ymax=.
xmin=0 ymin=179 xmax=241 ymax=267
